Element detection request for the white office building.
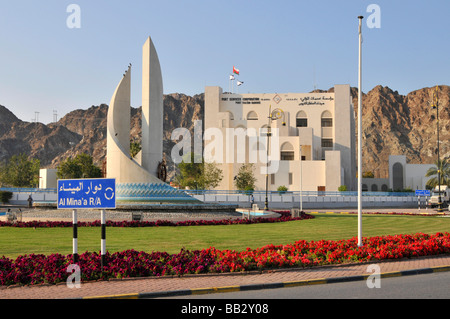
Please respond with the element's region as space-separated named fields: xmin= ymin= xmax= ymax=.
xmin=204 ymin=85 xmax=356 ymax=192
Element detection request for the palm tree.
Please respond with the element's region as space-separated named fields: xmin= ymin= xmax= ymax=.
xmin=425 ymin=158 xmax=450 ymax=189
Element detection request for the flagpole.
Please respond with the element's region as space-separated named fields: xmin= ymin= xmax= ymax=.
xmin=232 ymin=67 xmax=235 ymax=94
xmin=357 ymin=16 xmax=364 ymax=247
xmin=229 ymin=73 xmax=235 ymax=94
xmin=232 ymin=66 xmax=240 ymax=94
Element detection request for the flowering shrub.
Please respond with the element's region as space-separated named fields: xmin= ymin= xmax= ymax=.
xmin=1 ymin=232 xmax=449 ymax=286
xmin=0 ymin=211 xmax=313 ymax=228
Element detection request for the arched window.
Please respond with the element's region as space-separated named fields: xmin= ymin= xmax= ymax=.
xmin=280 ymin=142 xmax=294 ymax=161
xmin=227 ymin=111 xmax=234 ymax=121
xmin=321 ymin=110 xmax=333 ymax=149
xmin=321 ymin=110 xmax=333 ymax=127
xmin=296 ymin=110 xmax=308 ymax=127
xmin=247 ymin=111 xmax=258 ymax=120
xmin=371 ymin=184 xmax=378 ymax=191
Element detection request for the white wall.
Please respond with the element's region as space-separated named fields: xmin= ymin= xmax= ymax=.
xmin=39 ymin=169 xmax=58 ymax=189
xmin=389 ymin=155 xmax=434 ymax=190
xmin=405 ymin=164 xmax=434 ymax=190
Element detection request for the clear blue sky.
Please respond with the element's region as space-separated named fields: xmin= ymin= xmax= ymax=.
xmin=0 ymin=0 xmax=448 ymax=124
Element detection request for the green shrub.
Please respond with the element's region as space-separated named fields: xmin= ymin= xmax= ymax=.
xmin=0 ymin=191 xmax=13 ymax=204
xmin=244 ymin=185 xmax=254 ymax=195
xmin=277 ymin=185 xmax=288 ymax=194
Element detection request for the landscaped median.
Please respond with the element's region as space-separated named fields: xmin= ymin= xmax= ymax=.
xmin=0 ymin=211 xmax=312 ymax=228
xmin=1 ymin=227 xmax=449 ymax=286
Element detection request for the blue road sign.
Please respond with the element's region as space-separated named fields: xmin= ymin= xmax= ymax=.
xmin=58 ymin=178 xmax=116 ymax=209
xmin=415 ymin=190 xmax=431 ymax=196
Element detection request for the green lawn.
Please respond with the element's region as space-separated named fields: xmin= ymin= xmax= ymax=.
xmin=1 ymin=214 xmax=449 ymax=258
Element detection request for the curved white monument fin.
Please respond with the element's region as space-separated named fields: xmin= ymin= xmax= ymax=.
xmin=142 ymin=37 xmax=164 ymax=177
xmin=106 ymin=49 xmax=163 ymax=184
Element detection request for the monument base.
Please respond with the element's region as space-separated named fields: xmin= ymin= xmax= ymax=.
xmin=35 ymin=183 xmax=238 ymax=214
xmin=114 ymin=202 xmax=239 ymax=214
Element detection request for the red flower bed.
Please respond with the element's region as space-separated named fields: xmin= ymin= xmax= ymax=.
xmin=1 ymin=232 xmax=449 ymax=286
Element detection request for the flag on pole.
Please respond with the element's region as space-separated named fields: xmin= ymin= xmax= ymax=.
xmin=233 ymin=66 xmax=240 ymax=75
xmin=229 ymin=74 xmax=235 ymax=80
xmin=237 ymin=81 xmax=244 ymax=86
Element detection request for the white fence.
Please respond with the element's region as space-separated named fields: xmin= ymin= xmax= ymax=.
xmin=192 ymin=192 xmax=420 ymax=209
xmin=0 ymin=189 xmax=57 ymax=206
xmin=1 ymin=188 xmax=421 ymax=209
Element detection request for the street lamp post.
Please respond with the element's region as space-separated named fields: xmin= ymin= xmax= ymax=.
xmin=264 ymin=106 xmax=286 ymax=210
xmin=264 ymin=115 xmax=271 ymax=210
xmin=357 ymin=16 xmax=364 ymax=247
xmin=431 ymin=85 xmax=443 ymax=212
xmin=299 ymin=144 xmax=303 ymax=212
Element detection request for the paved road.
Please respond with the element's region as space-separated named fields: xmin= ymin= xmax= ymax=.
xmin=169 ymin=270 xmax=450 ymax=299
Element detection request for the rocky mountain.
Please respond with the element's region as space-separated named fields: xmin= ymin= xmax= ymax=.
xmin=0 ymin=104 xmax=82 ymax=165
xmin=1 ymin=93 xmax=205 ymax=181
xmin=313 ymin=85 xmax=450 ymax=178
xmin=0 ymin=86 xmax=448 ymax=181
xmin=357 ymin=85 xmax=449 ymax=178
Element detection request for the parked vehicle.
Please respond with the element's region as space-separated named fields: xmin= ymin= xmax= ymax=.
xmin=428 ymin=185 xmax=450 ymax=208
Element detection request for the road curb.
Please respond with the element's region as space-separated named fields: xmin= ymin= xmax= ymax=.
xmin=80 ymin=265 xmax=450 ymax=299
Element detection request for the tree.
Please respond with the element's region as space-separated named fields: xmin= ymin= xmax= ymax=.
xmin=234 ymin=163 xmax=256 ymax=191
xmin=130 ymin=141 xmax=141 ymax=158
xmin=0 ymin=154 xmax=40 ymax=187
xmin=0 ymin=191 xmax=13 ymax=204
xmin=201 ymin=162 xmax=223 ymax=190
xmin=175 ymin=153 xmax=223 ymax=190
xmin=57 ymin=157 xmax=81 ymax=179
xmin=277 ymin=185 xmax=288 ymax=194
xmin=362 ymin=171 xmax=375 ymax=178
xmin=425 ymin=158 xmax=450 ymax=189
xmin=57 ymin=153 xmax=103 ymax=179
xmin=175 ymin=153 xmax=202 ymax=190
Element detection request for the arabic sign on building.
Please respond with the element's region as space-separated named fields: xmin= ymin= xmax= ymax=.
xmin=220 ymin=93 xmax=335 ymax=107
xmin=57 ymin=178 xmax=116 ymax=209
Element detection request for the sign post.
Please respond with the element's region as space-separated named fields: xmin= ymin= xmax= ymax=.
xmin=415 ymin=190 xmax=431 ymax=210
xmin=72 ymin=209 xmax=78 ymax=263
xmin=58 ymin=178 xmax=116 ymax=269
xmin=101 ymin=209 xmax=106 ymax=269
xmin=58 ymin=178 xmax=116 ymax=210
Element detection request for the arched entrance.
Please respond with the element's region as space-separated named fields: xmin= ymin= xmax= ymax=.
xmin=392 ymin=162 xmax=404 ymax=191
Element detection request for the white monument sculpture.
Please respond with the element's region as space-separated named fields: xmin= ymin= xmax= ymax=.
xmin=106 ymin=37 xmax=166 ymax=184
